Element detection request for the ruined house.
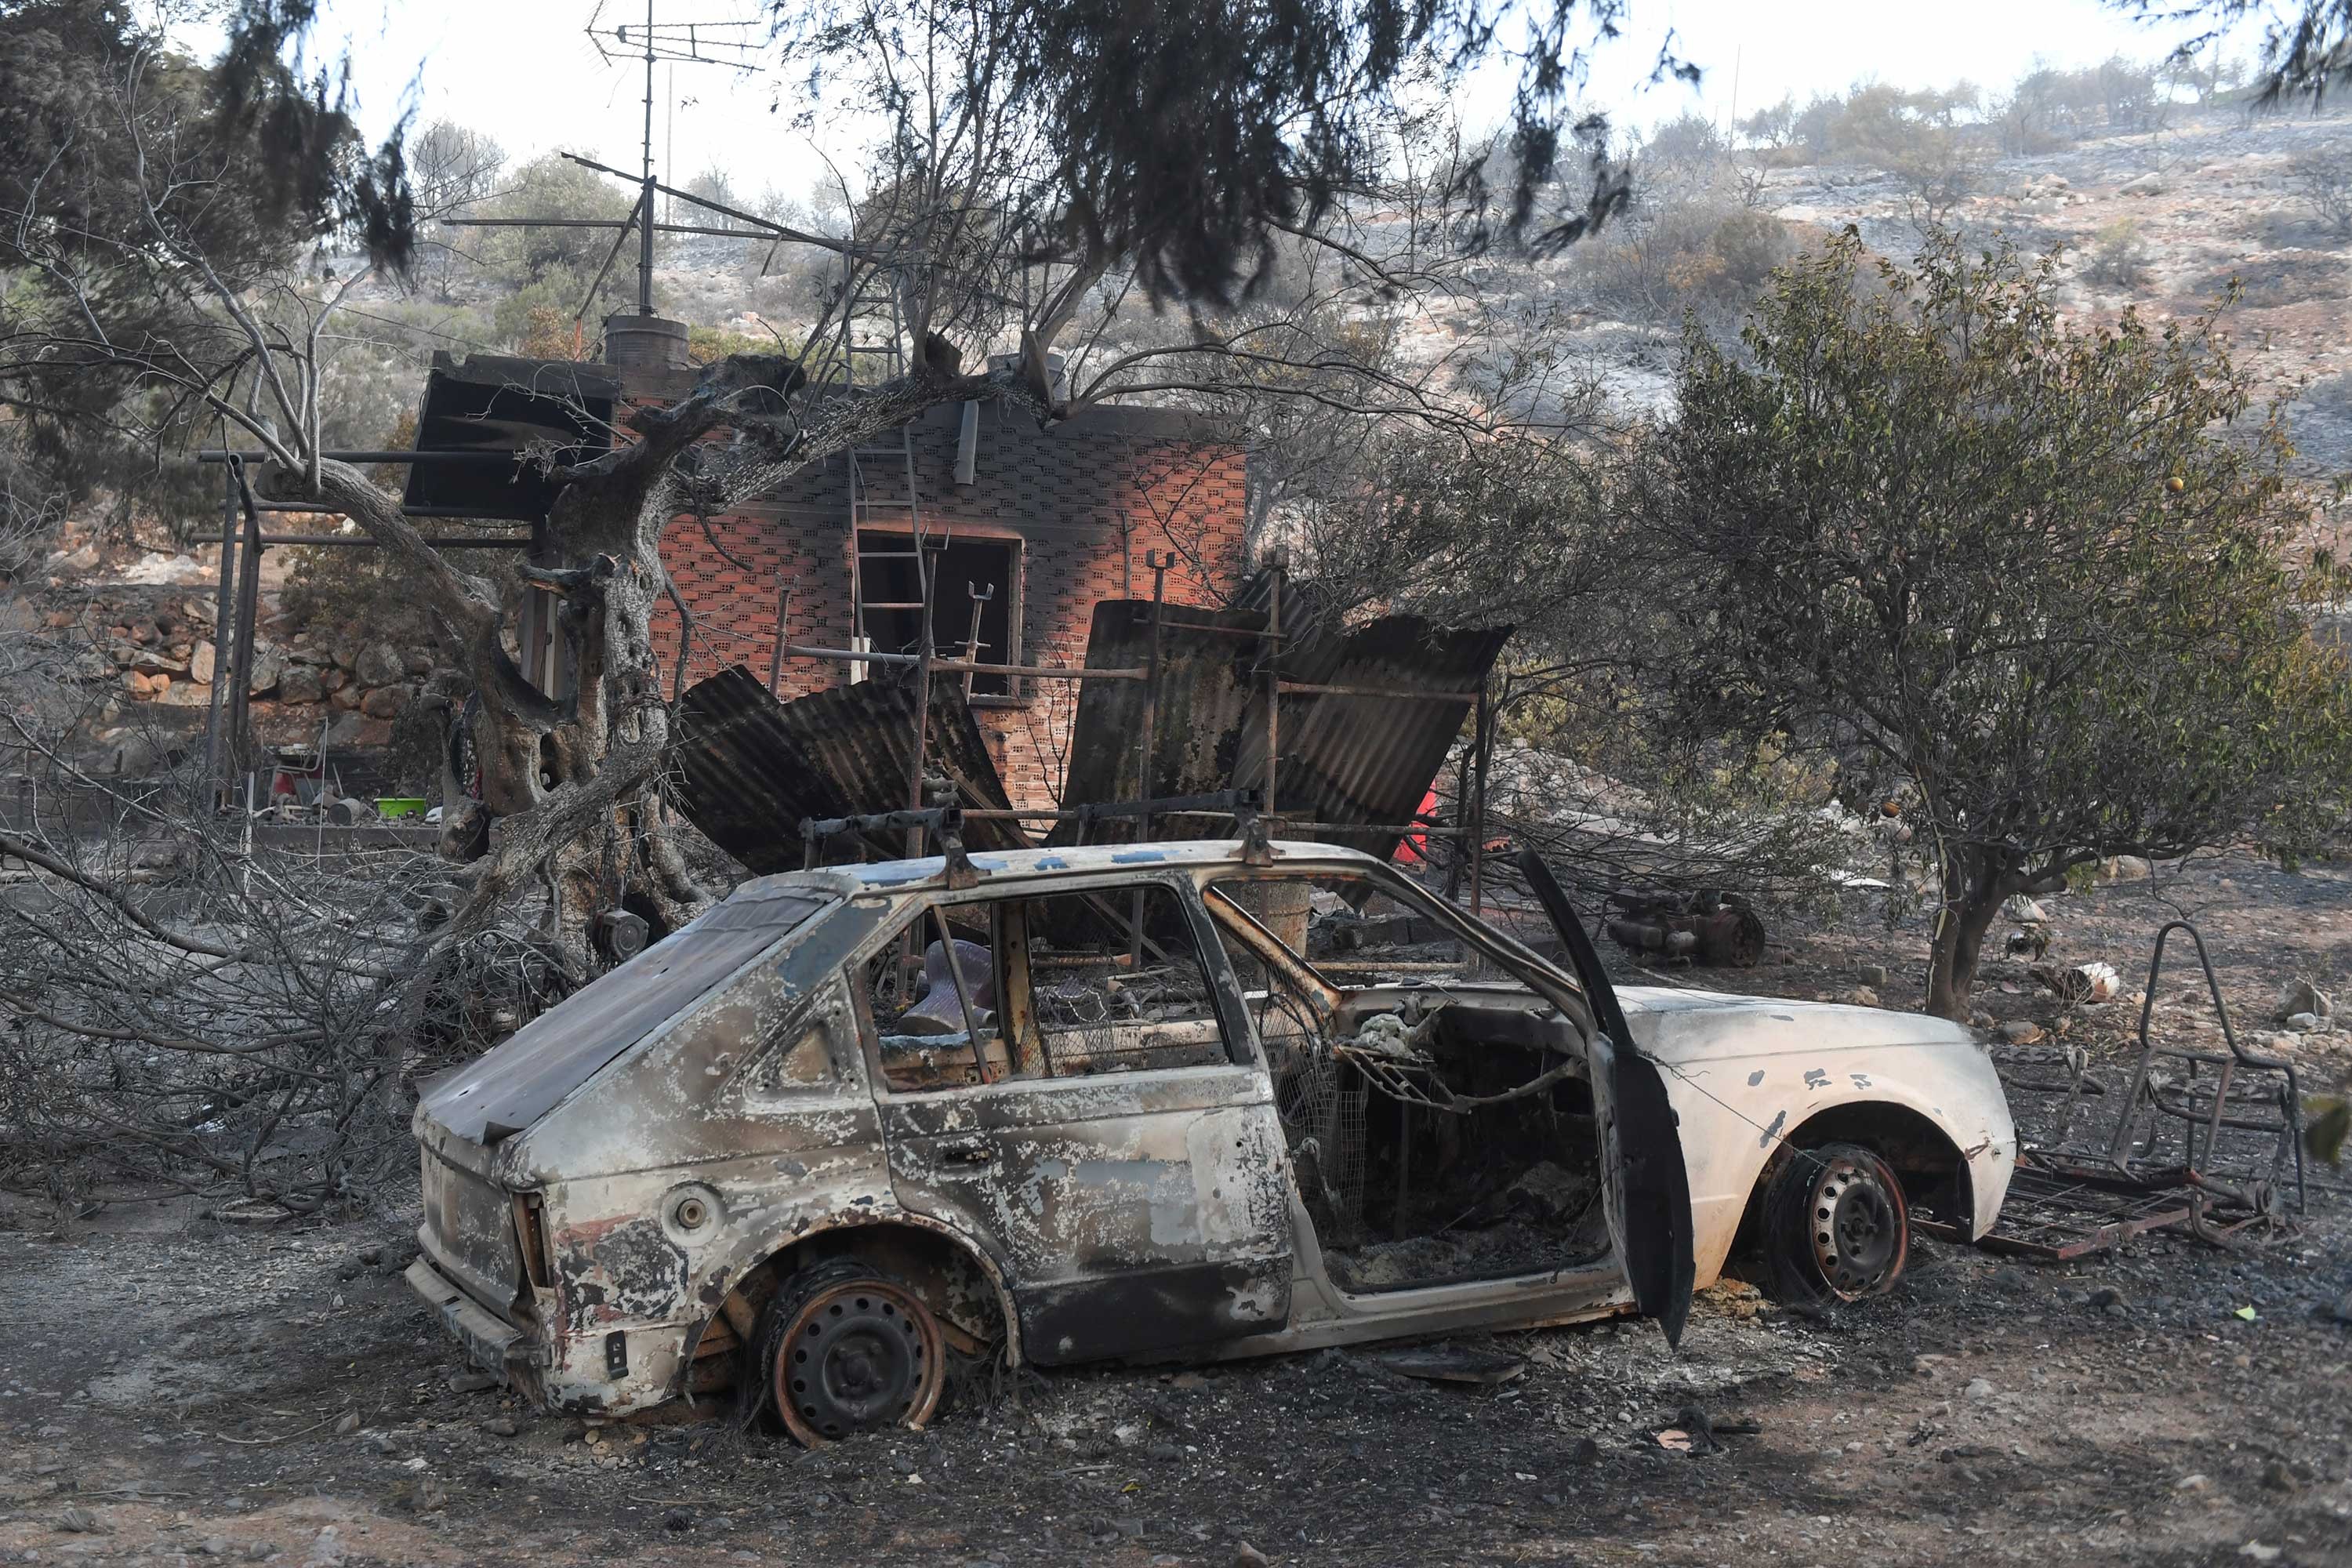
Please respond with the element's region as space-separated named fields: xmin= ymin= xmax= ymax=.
xmin=412 ymin=339 xmax=1253 ymax=811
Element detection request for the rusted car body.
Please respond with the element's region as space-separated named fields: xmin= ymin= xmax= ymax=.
xmin=405 ymin=840 xmax=2014 ymax=1438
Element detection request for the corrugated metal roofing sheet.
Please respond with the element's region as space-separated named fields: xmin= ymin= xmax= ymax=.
xmin=1054 ymin=602 xmax=1510 ymax=859
xmin=671 ymin=665 xmax=1025 ymax=873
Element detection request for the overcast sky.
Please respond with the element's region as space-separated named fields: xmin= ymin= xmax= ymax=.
xmin=296 ymin=0 xmax=2254 ymax=208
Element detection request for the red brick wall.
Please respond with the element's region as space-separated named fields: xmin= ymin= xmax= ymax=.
xmin=653 ymin=397 xmax=1250 ymax=809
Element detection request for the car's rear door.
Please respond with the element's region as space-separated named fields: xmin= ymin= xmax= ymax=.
xmin=859 ymin=877 xmax=1294 ymax=1364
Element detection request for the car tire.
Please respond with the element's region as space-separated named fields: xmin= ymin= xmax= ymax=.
xmin=754 ymin=1258 xmax=946 ymax=1446
xmin=1760 ymin=1142 xmax=1910 ymax=1305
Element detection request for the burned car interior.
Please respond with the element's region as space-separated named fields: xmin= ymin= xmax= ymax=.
xmin=1202 ymin=873 xmax=1613 ymax=1295
xmin=861 ymin=883 xmax=1236 ymax=1091
xmin=856 ymin=858 xmax=1617 ymax=1298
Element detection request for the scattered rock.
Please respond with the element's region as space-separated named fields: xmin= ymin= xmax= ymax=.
xmin=2260 ymin=1458 xmax=2299 ymax=1494
xmin=354 ymin=643 xmax=405 ymax=688
xmin=358 ymin=684 xmax=410 ymax=720
xmin=2176 ymin=1472 xmax=2211 ymax=1491
xmin=663 ymin=1510 xmax=692 ymax=1534
xmin=333 ymin=1411 xmax=360 ymax=1436
xmin=1996 ymin=1021 xmax=2045 ymax=1046
xmin=2283 ymin=1012 xmax=2322 ymax=1033
xmin=1570 ymin=1436 xmax=1601 ymax=1465
xmin=55 ymin=1506 xmax=102 ymax=1534
xmin=448 ymin=1370 xmax=501 ymax=1394
xmin=2119 ymin=173 xmax=2167 ymax=197
xmin=1234 ymin=1547 xmax=1270 ymax=1568
xmin=247 ymin=641 xmax=287 ymax=696
xmin=2100 ymin=855 xmax=2152 ymax=882
xmin=1857 ymin=964 xmax=1889 ymax=989
xmin=1843 ymin=985 xmax=1882 ymax=1008
xmin=1963 ymin=1377 xmax=1997 ymax=1401
xmin=281 ymin=666 xmax=326 ymax=705
xmin=155 ymin=679 xmax=214 ymax=708
xmin=2277 ymin=978 xmax=2333 ymax=1022
xmin=485 ymin=1416 xmax=519 ymax=1437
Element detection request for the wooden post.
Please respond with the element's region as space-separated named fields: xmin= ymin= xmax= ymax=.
xmin=201 ymin=463 xmax=238 ymax=809
xmin=905 ymin=542 xmax=935 ymax=858
xmin=1136 ymin=553 xmax=1170 ymax=830
xmin=1468 ymin=678 xmax=1492 ymax=918
xmin=1130 ymin=553 xmax=1171 ymax=964
xmin=1263 ymin=552 xmax=1283 ymax=820
xmin=225 ymin=463 xmax=265 ymax=790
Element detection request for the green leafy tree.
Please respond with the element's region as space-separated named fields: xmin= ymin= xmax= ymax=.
xmin=1635 ymin=230 xmax=2352 ymax=1019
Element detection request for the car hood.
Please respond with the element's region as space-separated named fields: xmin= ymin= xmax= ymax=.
xmin=1615 ymin=985 xmax=1977 ymax=1065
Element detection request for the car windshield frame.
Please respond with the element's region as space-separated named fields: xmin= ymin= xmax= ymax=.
xmin=1200 ymin=861 xmax=1591 ymax=1025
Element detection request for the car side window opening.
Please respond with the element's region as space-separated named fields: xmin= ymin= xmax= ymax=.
xmin=863 ymin=883 xmax=1233 ymax=1093
xmin=736 ymin=980 xmax=855 ymax=1097
xmin=1205 ymin=873 xmax=1608 ymax=1295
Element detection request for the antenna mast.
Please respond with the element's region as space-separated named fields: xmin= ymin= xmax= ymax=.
xmin=583 ymin=2 xmax=763 ymax=316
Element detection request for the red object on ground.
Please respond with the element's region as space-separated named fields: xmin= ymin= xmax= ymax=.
xmin=1396 ymin=789 xmax=1439 ymax=864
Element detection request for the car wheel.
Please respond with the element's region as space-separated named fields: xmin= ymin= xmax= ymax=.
xmin=756 ymin=1258 xmax=946 ymax=1446
xmin=1761 ymin=1142 xmax=1909 ymax=1304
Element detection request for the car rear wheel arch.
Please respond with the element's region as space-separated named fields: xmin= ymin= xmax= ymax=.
xmin=694 ymin=1215 xmax=1021 ymax=1410
xmin=1734 ymin=1102 xmax=1974 ymax=1261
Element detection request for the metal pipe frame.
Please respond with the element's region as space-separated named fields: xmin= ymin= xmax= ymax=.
xmin=245 ymin=532 xmax=529 ymax=547
xmin=198 ymin=450 xmax=528 ymax=464
xmin=784 ymin=644 xmax=1144 ymax=681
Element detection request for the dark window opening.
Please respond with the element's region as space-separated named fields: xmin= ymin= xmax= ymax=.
xmin=858 ymin=532 xmax=1018 ymax=697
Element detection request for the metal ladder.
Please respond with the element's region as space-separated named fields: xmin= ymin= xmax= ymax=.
xmin=838 ymin=270 xmax=937 ymax=674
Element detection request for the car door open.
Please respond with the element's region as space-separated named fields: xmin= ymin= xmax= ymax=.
xmin=1517 ymin=849 xmax=1695 ymax=1346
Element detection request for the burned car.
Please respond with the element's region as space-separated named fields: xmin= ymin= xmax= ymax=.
xmin=406 ymin=838 xmax=2014 ymax=1444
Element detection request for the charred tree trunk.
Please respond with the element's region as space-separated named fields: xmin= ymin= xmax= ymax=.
xmin=270 ymin=389 xmax=738 ymax=985
xmin=1923 ymin=844 xmax=2021 ymax=1022
xmin=267 ymin=358 xmax=1014 ymax=994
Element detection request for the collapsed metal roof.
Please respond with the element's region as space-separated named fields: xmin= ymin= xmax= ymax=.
xmin=670 ymin=666 xmax=1025 ymax=874
xmin=1054 ymin=601 xmax=1511 ymax=859
xmin=402 ymin=353 xmax=619 ymax=522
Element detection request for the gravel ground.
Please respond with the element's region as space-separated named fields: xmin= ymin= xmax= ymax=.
xmin=2 ymin=850 xmax=2349 ymax=1568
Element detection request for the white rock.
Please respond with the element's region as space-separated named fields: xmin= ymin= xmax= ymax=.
xmin=2285 ymin=1012 xmax=2323 ymax=1033
xmin=1964 ymin=1376 xmax=1996 ymax=1400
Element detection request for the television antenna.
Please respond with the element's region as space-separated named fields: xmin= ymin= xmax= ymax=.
xmin=582 ymin=2 xmax=761 ymax=316
xmin=444 ymin=3 xmax=783 ymax=335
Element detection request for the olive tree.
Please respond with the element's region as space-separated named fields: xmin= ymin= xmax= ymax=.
xmin=1634 ymin=230 xmax=2352 ymax=1019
